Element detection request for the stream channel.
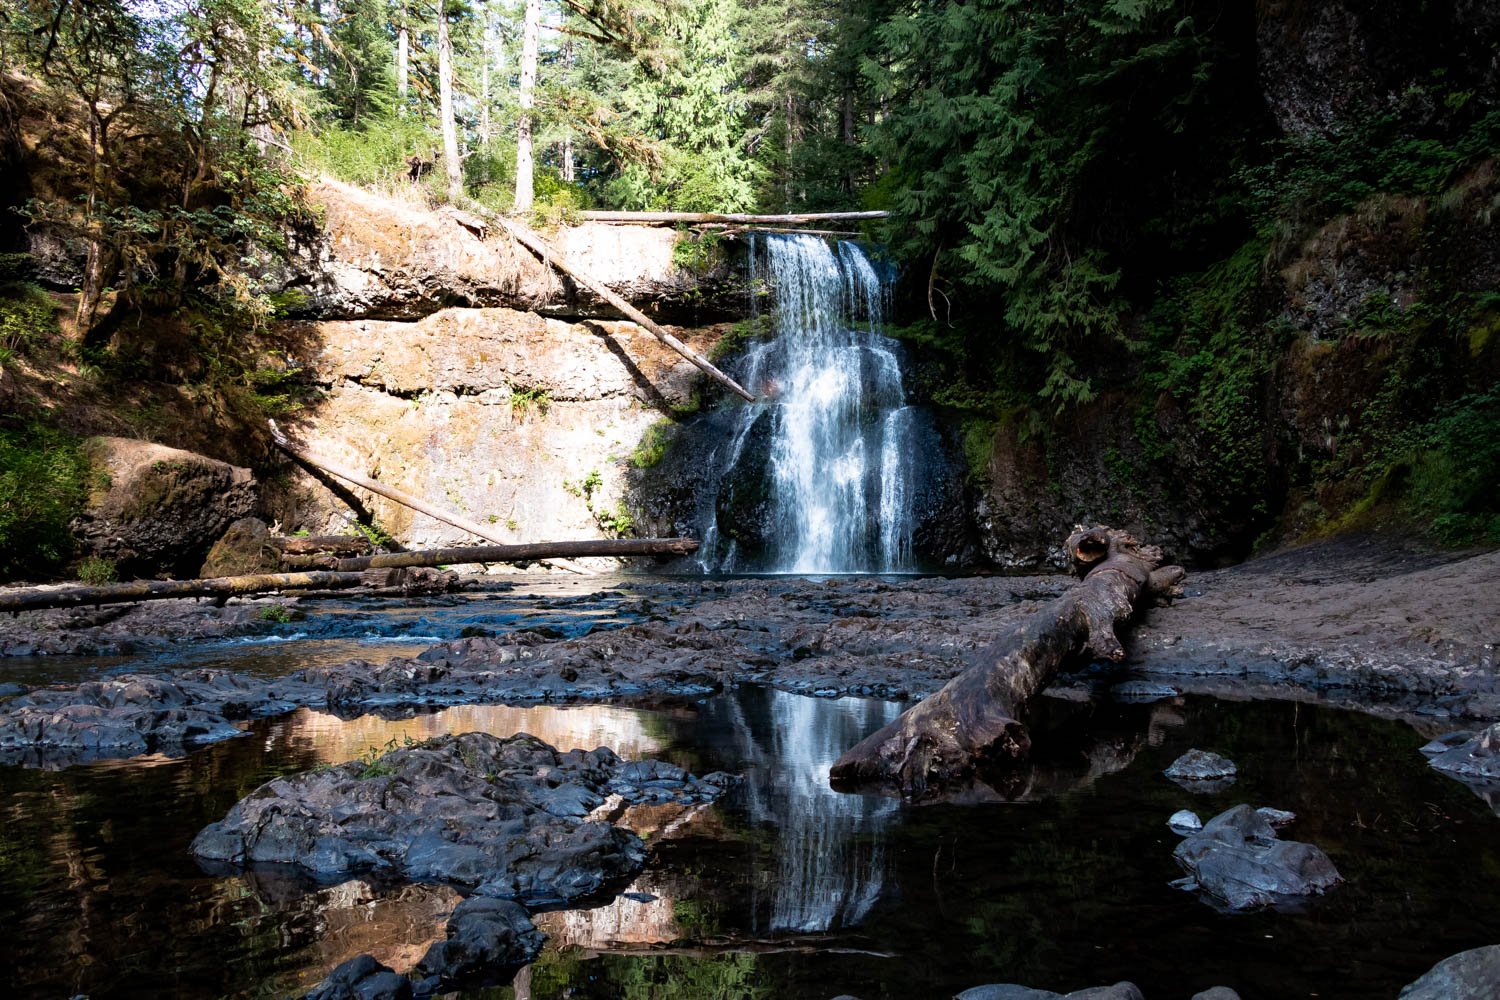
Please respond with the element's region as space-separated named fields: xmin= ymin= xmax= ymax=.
xmin=3 ymin=578 xmax=1500 ymax=999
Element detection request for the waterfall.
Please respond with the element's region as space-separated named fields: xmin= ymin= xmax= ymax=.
xmin=700 ymin=234 xmax=919 ymax=573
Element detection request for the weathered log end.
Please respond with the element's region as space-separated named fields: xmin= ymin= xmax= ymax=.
xmin=830 ymin=526 xmax=1184 ymax=800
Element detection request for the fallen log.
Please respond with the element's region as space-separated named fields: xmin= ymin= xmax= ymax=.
xmin=455 ymin=206 xmax=756 ymax=402
xmin=580 ymin=210 xmax=888 ymax=225
xmin=282 ymin=538 xmax=699 ymax=571
xmin=829 ymin=526 xmax=1185 ymax=799
xmin=267 ymin=535 xmax=373 ymax=556
xmin=0 ymin=571 xmax=365 ymax=613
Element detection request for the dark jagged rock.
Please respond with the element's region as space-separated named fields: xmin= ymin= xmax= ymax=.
xmin=412 ymin=897 xmax=544 ymax=990
xmin=1422 ymin=724 xmax=1500 ymax=781
xmin=1398 ymin=944 xmax=1500 ymax=1000
xmin=1164 ymin=749 xmax=1237 ymax=792
xmin=191 ymin=732 xmax=737 ymax=903
xmin=1172 ymin=804 xmax=1343 ymax=911
xmin=303 ymin=954 xmax=412 ymax=1000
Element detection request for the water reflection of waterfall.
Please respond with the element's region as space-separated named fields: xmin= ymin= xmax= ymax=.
xmin=698 ymin=234 xmax=919 ymax=573
xmin=724 ymin=687 xmax=903 ymax=933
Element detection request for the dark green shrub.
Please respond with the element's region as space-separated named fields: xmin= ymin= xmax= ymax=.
xmin=0 ymin=422 xmax=94 ymax=578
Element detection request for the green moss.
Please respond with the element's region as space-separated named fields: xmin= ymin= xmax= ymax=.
xmin=0 ymin=421 xmax=93 ymax=578
xmin=629 ymin=419 xmax=677 ymax=469
xmin=961 ymin=418 xmax=998 ymax=484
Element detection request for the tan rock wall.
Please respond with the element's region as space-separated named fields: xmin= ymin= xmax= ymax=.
xmin=269 ymin=306 xmax=730 ymax=565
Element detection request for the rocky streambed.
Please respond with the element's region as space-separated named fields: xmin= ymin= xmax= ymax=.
xmin=1 ymin=539 xmax=1498 ymax=998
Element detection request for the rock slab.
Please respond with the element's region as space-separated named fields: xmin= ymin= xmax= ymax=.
xmin=191 ymin=731 xmax=737 ymax=904
xmin=1172 ymin=804 xmax=1343 ymax=910
xmin=1398 ymin=944 xmax=1500 ymax=1000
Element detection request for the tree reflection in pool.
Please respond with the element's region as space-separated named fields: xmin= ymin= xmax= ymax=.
xmin=1 ymin=686 xmax=1498 ymax=999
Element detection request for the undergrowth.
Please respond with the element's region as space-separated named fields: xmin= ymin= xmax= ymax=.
xmin=0 ymin=421 xmax=96 ymax=578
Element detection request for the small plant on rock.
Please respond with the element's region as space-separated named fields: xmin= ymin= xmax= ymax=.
xmin=76 ymin=556 xmax=117 ymax=585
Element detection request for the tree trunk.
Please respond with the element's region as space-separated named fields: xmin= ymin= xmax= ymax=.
xmin=560 ymin=39 xmax=574 ymax=181
xmin=0 ymin=571 xmax=365 ymax=614
xmin=829 ymin=527 xmax=1185 ymax=799
xmin=580 ymin=210 xmax=886 ymax=224
xmin=282 ymin=538 xmax=700 ymax=571
xmin=397 ymin=25 xmax=409 ymax=106
xmin=438 ymin=3 xmax=461 ymax=202
xmin=267 ymin=535 xmax=374 ymax=555
xmin=514 ymin=0 xmax=540 ymax=211
xmin=480 ymin=30 xmax=491 ymax=146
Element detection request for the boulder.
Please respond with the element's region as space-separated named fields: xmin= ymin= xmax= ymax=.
xmin=1398 ymin=944 xmax=1500 ymax=999
xmin=199 ymin=517 xmax=281 ymax=577
xmin=70 ymin=437 xmax=257 ymax=578
xmin=1172 ymin=804 xmax=1343 ymax=911
xmin=1190 ymin=989 xmax=1241 ymax=1000
xmin=1168 ymin=809 xmax=1203 ymax=834
xmin=303 ymin=954 xmax=411 ymax=1000
xmin=1164 ymin=749 xmax=1237 ymax=792
xmin=191 ymin=732 xmax=738 ymax=903
xmin=413 ymin=896 xmax=544 ymax=989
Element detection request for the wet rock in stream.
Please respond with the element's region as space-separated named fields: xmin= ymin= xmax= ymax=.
xmin=191 ymin=731 xmax=738 ymax=904
xmin=1171 ymin=804 xmax=1343 ymax=910
xmin=954 ymin=983 xmax=1146 ymax=1000
xmin=1398 ymin=943 xmax=1500 ymax=999
xmin=1163 ymin=749 xmax=1237 ymax=791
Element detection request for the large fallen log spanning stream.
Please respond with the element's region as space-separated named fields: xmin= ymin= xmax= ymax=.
xmin=283 ymin=537 xmax=700 ymax=571
xmin=2 ymin=540 xmax=699 ymax=612
xmin=0 ymin=571 xmax=366 ymax=613
xmin=830 ymin=526 xmax=1185 ymax=799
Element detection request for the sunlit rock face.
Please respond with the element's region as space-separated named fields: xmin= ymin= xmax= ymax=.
xmin=271 ymin=181 xmax=744 ymax=324
xmin=267 ymin=304 xmax=732 ymax=560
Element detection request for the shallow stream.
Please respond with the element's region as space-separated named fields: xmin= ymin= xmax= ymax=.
xmin=3 ymin=581 xmax=1499 ymax=999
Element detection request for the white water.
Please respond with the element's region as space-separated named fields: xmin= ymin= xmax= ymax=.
xmin=701 ymin=234 xmax=919 ymax=573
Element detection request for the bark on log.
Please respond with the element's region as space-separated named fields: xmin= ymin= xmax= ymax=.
xmin=0 ymin=571 xmax=365 ymax=613
xmin=579 ymin=210 xmax=888 ymax=225
xmin=267 ymin=535 xmax=373 ymax=555
xmin=829 ymin=526 xmax=1185 ymax=799
xmin=456 ymin=207 xmax=756 ymax=402
xmin=283 ymin=538 xmax=699 ymax=571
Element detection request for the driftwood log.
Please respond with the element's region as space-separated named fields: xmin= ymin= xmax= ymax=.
xmin=0 ymin=571 xmax=367 ymax=613
xmin=580 ymin=210 xmax=888 ymax=225
xmin=267 ymin=535 xmax=373 ymax=556
xmin=281 ymin=538 xmax=699 ymax=571
xmin=452 ymin=205 xmax=757 ymax=402
xmin=829 ymin=526 xmax=1185 ymax=799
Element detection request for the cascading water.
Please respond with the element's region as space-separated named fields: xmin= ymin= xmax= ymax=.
xmin=698 ymin=234 xmax=920 ymax=573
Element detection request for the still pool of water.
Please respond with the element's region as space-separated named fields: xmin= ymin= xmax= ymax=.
xmin=2 ymin=674 xmax=1499 ymax=999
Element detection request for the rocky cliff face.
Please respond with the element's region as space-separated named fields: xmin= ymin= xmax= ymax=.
xmin=254 ymin=183 xmax=743 ymax=561
xmin=268 ymin=182 xmax=747 ymax=326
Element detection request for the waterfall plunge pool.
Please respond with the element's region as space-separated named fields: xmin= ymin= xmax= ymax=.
xmin=2 ymin=581 xmax=1499 ymax=999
